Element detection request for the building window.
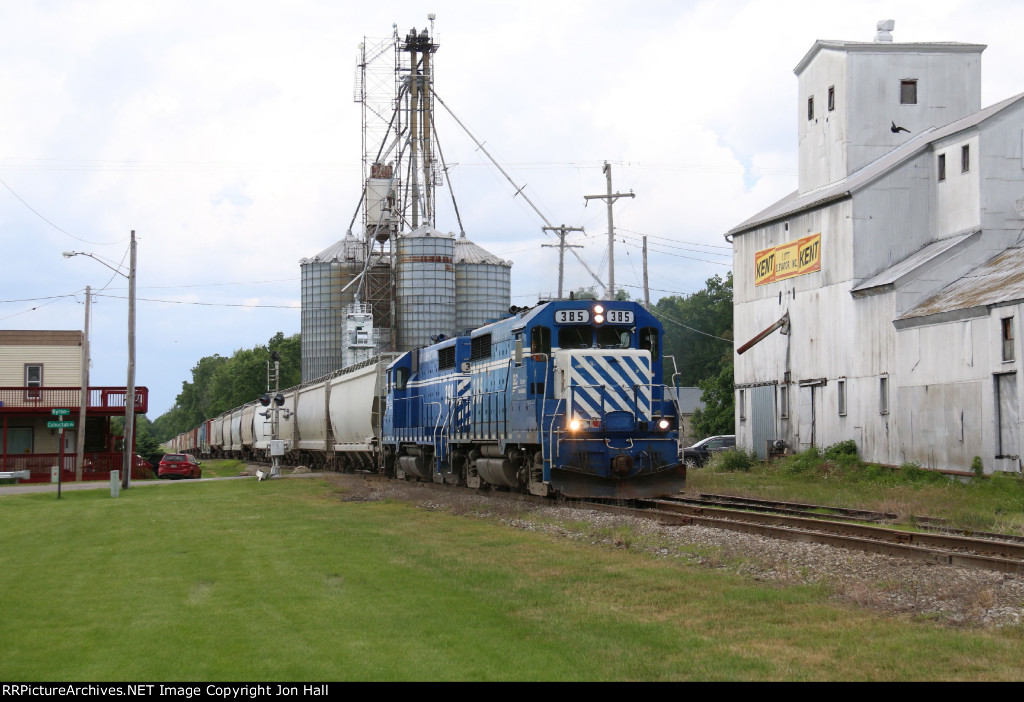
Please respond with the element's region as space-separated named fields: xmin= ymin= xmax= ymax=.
xmin=838 ymin=379 xmax=847 ymax=416
xmin=807 ymin=96 xmax=814 ymax=121
xmin=962 ymin=144 xmax=970 ymax=173
xmin=24 ymin=364 xmax=42 ymax=400
xmin=780 ymin=385 xmax=789 ymax=419
xmin=1003 ymin=317 xmax=1015 ymax=362
xmin=900 ymin=79 xmax=918 ymax=105
xmin=827 ymin=85 xmax=835 ymax=111
xmin=938 ymin=154 xmax=946 ymax=182
xmin=879 ymin=376 xmax=889 ymax=415
xmin=739 ymin=389 xmax=746 ymax=421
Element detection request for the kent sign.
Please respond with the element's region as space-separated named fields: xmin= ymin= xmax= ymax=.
xmin=754 ymin=233 xmax=822 ymax=286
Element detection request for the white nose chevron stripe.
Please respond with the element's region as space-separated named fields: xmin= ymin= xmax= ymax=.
xmin=567 ymin=351 xmax=652 ymax=420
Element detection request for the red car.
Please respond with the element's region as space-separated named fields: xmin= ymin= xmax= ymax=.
xmin=158 ymin=453 xmax=202 ymax=479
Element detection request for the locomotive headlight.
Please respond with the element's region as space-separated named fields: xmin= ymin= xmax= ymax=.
xmin=593 ymin=304 xmax=604 ymax=314
xmin=569 ymin=418 xmax=582 ymax=431
xmin=594 ymin=314 xmax=605 ymax=324
xmin=658 ymin=418 xmax=671 ymax=431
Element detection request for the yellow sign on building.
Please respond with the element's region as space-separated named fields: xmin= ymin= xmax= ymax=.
xmin=754 ymin=233 xmax=821 ymax=286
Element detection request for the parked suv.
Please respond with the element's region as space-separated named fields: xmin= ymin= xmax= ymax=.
xmin=158 ymin=453 xmax=202 ymax=479
xmin=681 ymin=435 xmax=736 ymax=468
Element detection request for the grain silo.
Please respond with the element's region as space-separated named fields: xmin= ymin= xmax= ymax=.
xmin=395 ymin=226 xmax=455 ymax=351
xmin=454 ymin=235 xmax=512 ymax=335
xmin=299 ymin=234 xmax=365 ymax=382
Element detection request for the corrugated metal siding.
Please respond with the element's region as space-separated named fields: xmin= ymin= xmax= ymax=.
xmin=750 ymin=385 xmax=777 ymax=459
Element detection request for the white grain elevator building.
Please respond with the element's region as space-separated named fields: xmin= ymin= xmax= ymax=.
xmin=727 ymin=22 xmax=1024 ymax=473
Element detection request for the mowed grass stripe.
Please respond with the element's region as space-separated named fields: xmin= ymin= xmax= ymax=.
xmin=1 ymin=478 xmax=1023 ymax=680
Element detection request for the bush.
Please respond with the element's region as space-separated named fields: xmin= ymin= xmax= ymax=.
xmin=781 ymin=446 xmax=822 ymax=475
xmin=971 ymin=456 xmax=984 ymax=477
xmin=707 ymin=448 xmax=756 ymax=472
xmin=824 ymin=440 xmax=857 ymax=460
xmin=897 ymin=461 xmax=950 ymax=486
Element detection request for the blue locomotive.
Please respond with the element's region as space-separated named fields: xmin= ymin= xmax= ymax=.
xmin=382 ymin=299 xmax=685 ymax=498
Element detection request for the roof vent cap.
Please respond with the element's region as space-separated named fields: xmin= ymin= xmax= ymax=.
xmin=875 ymin=19 xmax=894 ymax=42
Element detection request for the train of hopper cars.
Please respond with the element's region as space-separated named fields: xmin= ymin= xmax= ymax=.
xmin=167 ymin=299 xmax=686 ymax=499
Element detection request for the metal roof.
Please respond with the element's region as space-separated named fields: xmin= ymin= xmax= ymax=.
xmin=895 ymin=246 xmax=1024 ymax=327
xmin=793 ymin=40 xmax=986 ymax=75
xmin=851 ymin=231 xmax=978 ymax=296
xmin=454 ymin=236 xmax=512 ymax=267
xmin=300 ymin=234 xmax=365 ymax=264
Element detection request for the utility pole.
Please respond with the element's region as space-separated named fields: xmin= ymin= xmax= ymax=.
xmin=122 ymin=230 xmax=136 ymax=489
xmin=541 ymin=224 xmax=584 ymax=299
xmin=642 ymin=236 xmax=650 ymax=308
xmin=76 ymin=285 xmax=90 ymax=481
xmin=584 ymin=161 xmax=634 ymax=299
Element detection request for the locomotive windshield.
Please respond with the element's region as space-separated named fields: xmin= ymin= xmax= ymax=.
xmin=596 ymin=326 xmax=631 ymax=348
xmin=556 ymin=325 xmax=633 ymax=349
xmin=558 ymin=325 xmax=591 ymax=349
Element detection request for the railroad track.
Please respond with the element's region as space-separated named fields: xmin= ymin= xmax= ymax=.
xmin=582 ymin=494 xmax=1024 ymax=575
xmin=674 ymin=493 xmax=1024 ymax=545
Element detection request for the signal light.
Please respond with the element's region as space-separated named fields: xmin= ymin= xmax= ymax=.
xmin=274 ymin=393 xmax=285 ymax=407
xmin=259 ymin=393 xmax=271 ymax=407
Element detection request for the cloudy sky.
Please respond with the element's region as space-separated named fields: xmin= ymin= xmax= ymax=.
xmin=3 ymin=0 xmax=1023 ymax=418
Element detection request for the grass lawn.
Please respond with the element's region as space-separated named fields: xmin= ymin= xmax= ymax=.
xmin=2 ymin=476 xmax=1023 ymax=681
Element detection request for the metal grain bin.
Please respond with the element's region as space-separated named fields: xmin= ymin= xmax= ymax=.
xmin=300 ymin=234 xmax=365 ymax=382
xmin=396 ymin=226 xmax=455 ymax=351
xmin=454 ymin=235 xmax=512 ymax=335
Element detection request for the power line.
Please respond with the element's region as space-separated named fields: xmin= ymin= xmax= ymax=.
xmin=618 ymin=237 xmax=732 ymax=266
xmin=93 ymin=293 xmax=299 ymax=309
xmin=0 ymin=174 xmax=126 ymax=246
xmin=617 ymin=228 xmax=732 ymax=252
xmin=650 ymin=308 xmax=733 ymax=343
xmin=0 ymin=295 xmax=70 ymax=322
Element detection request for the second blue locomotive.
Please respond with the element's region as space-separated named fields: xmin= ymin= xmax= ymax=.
xmin=383 ymin=299 xmax=684 ymax=498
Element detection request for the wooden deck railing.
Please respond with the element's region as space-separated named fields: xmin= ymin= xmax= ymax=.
xmin=0 ymin=387 xmax=148 ymax=414
xmin=0 ymin=452 xmax=153 ymax=483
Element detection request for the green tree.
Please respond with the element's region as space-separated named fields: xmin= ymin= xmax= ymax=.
xmin=654 ymin=271 xmax=733 ymax=387
xmin=690 ymin=359 xmax=735 ymax=438
xmin=151 ymin=332 xmax=301 ymax=442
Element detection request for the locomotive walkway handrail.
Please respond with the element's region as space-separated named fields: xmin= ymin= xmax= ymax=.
xmin=546 ymin=398 xmax=566 ymax=470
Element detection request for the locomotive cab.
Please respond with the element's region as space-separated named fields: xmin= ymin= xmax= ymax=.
xmin=526 ymin=302 xmax=684 ymax=498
